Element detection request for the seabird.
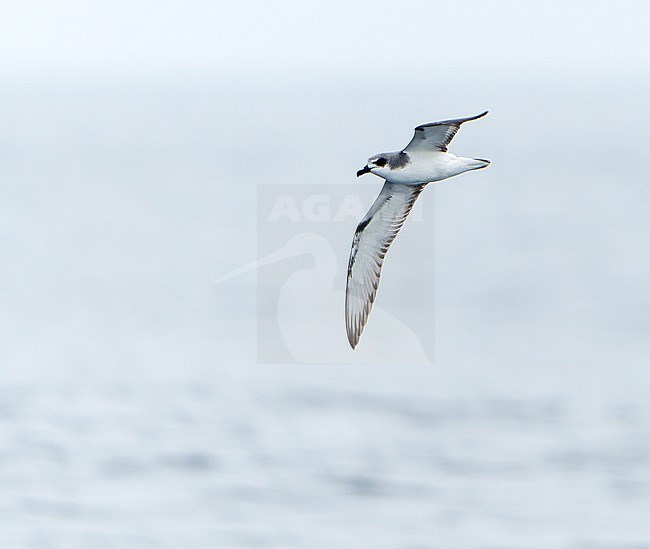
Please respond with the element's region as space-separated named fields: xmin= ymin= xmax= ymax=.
xmin=346 ymin=111 xmax=490 ymax=349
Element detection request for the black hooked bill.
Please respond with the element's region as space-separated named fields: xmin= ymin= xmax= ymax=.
xmin=356 ymin=165 xmax=371 ymax=177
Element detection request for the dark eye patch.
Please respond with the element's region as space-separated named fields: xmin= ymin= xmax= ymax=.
xmin=374 ymin=157 xmax=387 ymax=167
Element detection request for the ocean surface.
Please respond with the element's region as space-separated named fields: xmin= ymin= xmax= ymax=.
xmin=1 ymin=70 xmax=649 ymax=547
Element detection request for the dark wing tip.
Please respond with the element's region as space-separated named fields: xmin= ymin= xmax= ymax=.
xmin=463 ymin=111 xmax=489 ymax=123
xmin=416 ymin=110 xmax=489 ymax=130
xmin=346 ymin=323 xmax=359 ymax=349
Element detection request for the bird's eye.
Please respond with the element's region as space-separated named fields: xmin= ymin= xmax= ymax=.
xmin=374 ymin=158 xmax=387 ymax=167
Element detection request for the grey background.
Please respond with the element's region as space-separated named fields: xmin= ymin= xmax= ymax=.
xmin=1 ymin=1 xmax=649 ymax=547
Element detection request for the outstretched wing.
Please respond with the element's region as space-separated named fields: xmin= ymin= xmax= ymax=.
xmin=403 ymin=111 xmax=488 ymax=153
xmin=345 ymin=182 xmax=427 ymax=349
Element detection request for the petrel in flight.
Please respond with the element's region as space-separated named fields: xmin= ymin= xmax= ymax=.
xmin=346 ymin=111 xmax=490 ymax=349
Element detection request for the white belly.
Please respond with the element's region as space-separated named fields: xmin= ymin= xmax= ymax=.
xmin=384 ymin=153 xmax=478 ymax=185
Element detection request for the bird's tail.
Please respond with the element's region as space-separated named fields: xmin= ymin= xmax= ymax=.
xmin=468 ymin=158 xmax=491 ymax=170
xmin=456 ymin=156 xmax=491 ymax=172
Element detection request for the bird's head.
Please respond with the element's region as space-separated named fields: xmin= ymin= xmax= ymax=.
xmin=357 ymin=155 xmax=389 ymax=178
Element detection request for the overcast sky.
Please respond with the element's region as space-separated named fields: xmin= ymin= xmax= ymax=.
xmin=1 ymin=0 xmax=649 ymax=75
